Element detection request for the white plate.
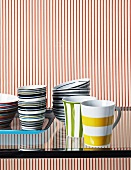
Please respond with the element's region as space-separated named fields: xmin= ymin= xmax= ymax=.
xmin=0 ymin=93 xmax=18 ymax=103
xmin=53 ymin=79 xmax=90 ymax=90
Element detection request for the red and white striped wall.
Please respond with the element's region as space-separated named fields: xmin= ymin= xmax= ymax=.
xmin=0 ymin=158 xmax=131 ymax=170
xmin=0 ymin=0 xmax=130 ymax=107
xmin=0 ymin=1 xmax=131 ymax=168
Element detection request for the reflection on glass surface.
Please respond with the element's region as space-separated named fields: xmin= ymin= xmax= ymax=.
xmin=0 ymin=108 xmax=130 ymax=151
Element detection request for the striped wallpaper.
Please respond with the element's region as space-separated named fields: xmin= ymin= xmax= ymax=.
xmin=0 ymin=0 xmax=130 ymax=107
xmin=0 ymin=158 xmax=131 ymax=170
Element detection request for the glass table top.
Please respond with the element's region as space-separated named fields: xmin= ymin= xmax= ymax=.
xmin=0 ymin=108 xmax=131 ymax=158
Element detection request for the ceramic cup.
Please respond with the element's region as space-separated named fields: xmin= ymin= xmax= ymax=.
xmin=62 ymin=96 xmax=96 ymax=137
xmin=81 ymin=100 xmax=121 ymax=147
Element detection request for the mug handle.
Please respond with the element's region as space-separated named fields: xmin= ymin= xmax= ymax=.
xmin=113 ymin=106 xmax=121 ymax=129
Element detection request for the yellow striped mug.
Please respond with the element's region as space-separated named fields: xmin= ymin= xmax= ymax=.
xmin=81 ymin=100 xmax=121 ymax=147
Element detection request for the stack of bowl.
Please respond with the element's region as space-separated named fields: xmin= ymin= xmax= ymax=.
xmin=18 ymin=85 xmax=46 ymax=130
xmin=52 ymin=79 xmax=90 ymax=122
xmin=0 ymin=93 xmax=18 ymax=129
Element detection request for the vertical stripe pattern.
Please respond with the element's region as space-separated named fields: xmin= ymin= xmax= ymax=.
xmin=0 ymin=0 xmax=130 ymax=107
xmin=0 ymin=1 xmax=131 ymax=168
xmin=0 ymin=158 xmax=130 ymax=170
xmin=63 ymin=102 xmax=83 ymax=137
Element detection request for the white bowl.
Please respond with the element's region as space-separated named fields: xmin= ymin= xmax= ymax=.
xmin=0 ymin=93 xmax=18 ymax=104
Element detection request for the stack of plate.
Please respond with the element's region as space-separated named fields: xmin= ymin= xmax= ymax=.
xmin=18 ymin=85 xmax=46 ymax=130
xmin=0 ymin=93 xmax=18 ymax=129
xmin=53 ymin=79 xmax=90 ymax=122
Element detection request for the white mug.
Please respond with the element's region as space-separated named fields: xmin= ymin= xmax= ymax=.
xmin=81 ymin=100 xmax=121 ymax=147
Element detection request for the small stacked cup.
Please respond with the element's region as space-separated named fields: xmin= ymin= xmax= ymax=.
xmin=18 ymin=85 xmax=46 ymax=130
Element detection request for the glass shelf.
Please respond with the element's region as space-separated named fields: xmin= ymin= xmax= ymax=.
xmin=0 ymin=107 xmax=130 ymax=158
